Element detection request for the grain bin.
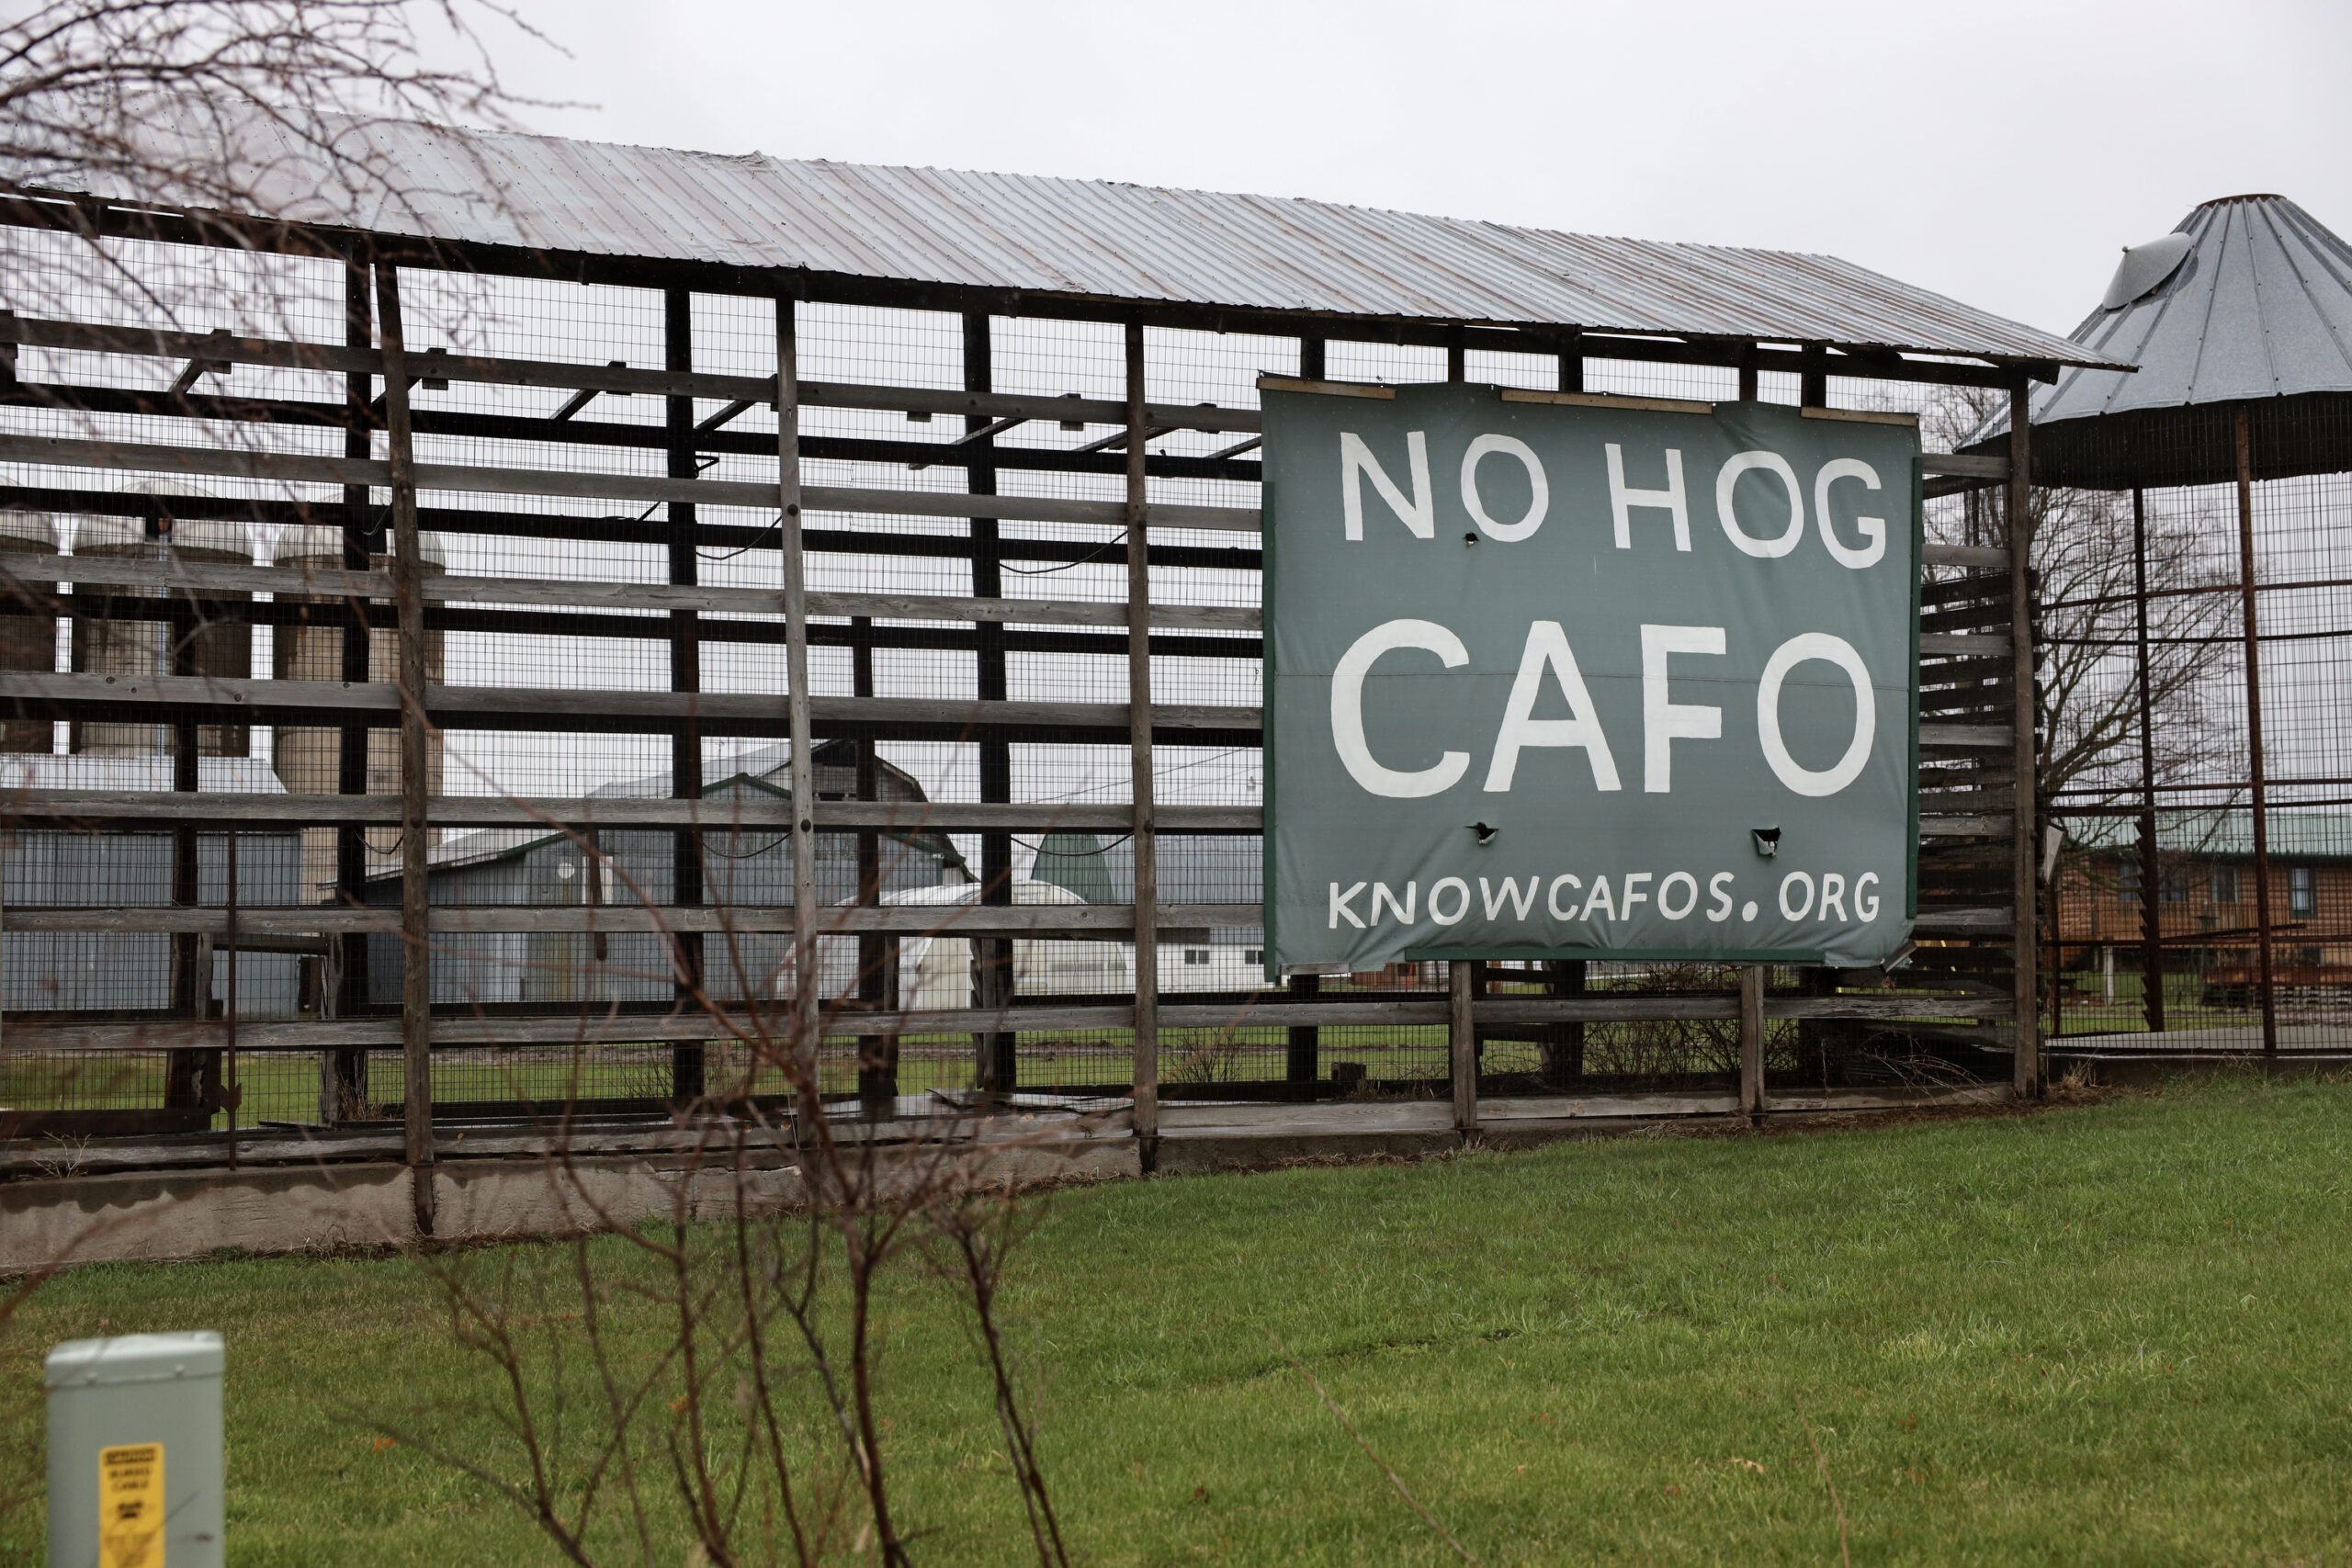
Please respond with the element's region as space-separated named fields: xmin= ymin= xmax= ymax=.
xmin=269 ymin=523 xmax=445 ymax=894
xmin=69 ymin=495 xmax=251 ymax=759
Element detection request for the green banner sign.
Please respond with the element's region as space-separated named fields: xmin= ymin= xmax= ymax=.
xmin=1261 ymin=380 xmax=1919 ymax=971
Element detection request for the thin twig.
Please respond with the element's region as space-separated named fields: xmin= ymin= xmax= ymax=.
xmin=1795 ymin=1393 xmax=1850 ymax=1568
xmin=1272 ymin=1336 xmax=1478 ymax=1566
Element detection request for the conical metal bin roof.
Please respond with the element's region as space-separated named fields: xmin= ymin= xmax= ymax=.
xmin=1968 ymin=195 xmax=2352 ymax=489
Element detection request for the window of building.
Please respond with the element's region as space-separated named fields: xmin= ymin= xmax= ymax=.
xmin=2211 ymin=865 xmax=2241 ymax=903
xmin=1184 ymin=949 xmax=1209 ymax=965
xmin=2116 ymin=860 xmax=2141 ymax=903
xmin=2161 ymin=867 xmax=2190 ymax=903
xmin=2290 ymin=865 xmax=2317 ymax=918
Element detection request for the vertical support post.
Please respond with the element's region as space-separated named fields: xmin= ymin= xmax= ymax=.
xmin=162 ymin=697 xmax=209 ymax=1109
xmin=161 ymin=492 xmax=218 ymax=1114
xmin=324 ymin=253 xmax=372 ymax=1120
xmin=2234 ymin=407 xmax=2278 ymax=1057
xmin=2007 ymin=378 xmax=2041 ymax=1097
xmin=1288 ymin=331 xmax=1327 ymax=1097
xmin=1444 ymin=327 xmax=1465 ymax=383
xmin=1125 ymin=321 xmax=1159 ymax=1147
xmin=1737 ymin=343 xmax=1759 ymax=403
xmin=966 ymin=311 xmax=1016 ymax=1094
xmin=1558 ymin=328 xmax=1584 ymax=395
xmin=2132 ymin=487 xmax=2165 ymax=1032
xmin=1799 ymin=344 xmax=1827 ymax=410
xmin=1541 ymin=958 xmax=1585 ymax=1085
xmin=1284 ymin=971 xmax=1319 ymax=1085
xmin=1449 ymin=959 xmax=1477 ymax=1134
xmin=663 ymin=288 xmax=707 ymax=1103
xmin=853 ymin=622 xmax=899 ymax=1108
xmin=776 ymin=297 xmax=817 ymax=1077
xmin=374 ymin=263 xmax=434 ymax=1233
xmin=1739 ymin=964 xmax=1766 ymax=1119
xmin=2047 ymin=874 xmax=2064 ymax=1045
xmin=222 ymin=829 xmax=238 ymax=1161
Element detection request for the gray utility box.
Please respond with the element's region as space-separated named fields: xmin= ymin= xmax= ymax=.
xmin=45 ymin=1333 xmax=224 ymax=1568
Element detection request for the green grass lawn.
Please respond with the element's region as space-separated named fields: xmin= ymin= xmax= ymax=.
xmin=8 ymin=1072 xmax=2352 ymax=1565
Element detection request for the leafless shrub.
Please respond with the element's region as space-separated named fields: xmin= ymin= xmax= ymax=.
xmin=0 ymin=1 xmax=548 ymax=233
xmin=1581 ymin=963 xmax=1744 ymax=1077
xmin=358 ymin=796 xmax=1089 ymax=1566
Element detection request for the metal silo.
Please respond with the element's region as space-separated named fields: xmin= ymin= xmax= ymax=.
xmin=69 ymin=494 xmax=252 ymax=759
xmin=268 ymin=523 xmax=446 ymax=895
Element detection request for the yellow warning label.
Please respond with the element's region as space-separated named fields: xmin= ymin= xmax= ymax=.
xmin=97 ymin=1443 xmax=164 ymax=1568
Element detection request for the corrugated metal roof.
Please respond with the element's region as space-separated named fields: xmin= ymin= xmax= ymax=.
xmin=2069 ymin=809 xmax=2352 ymax=862
xmin=22 ymin=118 xmax=2118 ymax=367
xmin=1977 ymin=195 xmax=2352 ymax=438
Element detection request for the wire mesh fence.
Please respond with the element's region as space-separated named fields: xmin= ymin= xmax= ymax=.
xmin=0 ymin=220 xmax=2040 ymax=1142
xmin=2028 ymin=396 xmax=2352 ymax=1050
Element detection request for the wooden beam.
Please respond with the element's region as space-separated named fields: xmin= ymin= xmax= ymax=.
xmin=1923 ymin=453 xmax=2007 ymax=479
xmin=1911 ymin=906 xmax=2014 ymax=933
xmin=1918 ymin=633 xmax=2010 ymax=658
xmin=1919 ymin=812 xmax=2012 ymax=837
xmin=0 ymin=434 xmax=1260 ymax=533
xmin=1918 ymin=723 xmax=2011 ymax=749
xmin=1922 ymin=544 xmax=2009 ymax=570
xmin=0 ymin=669 xmax=1262 ymax=732
xmin=0 ymin=551 xmax=1261 ymax=632
xmin=0 ymin=901 xmax=1264 ymax=937
xmin=0 ymin=790 xmax=1264 ymax=832
xmin=0 ymin=312 xmax=1265 ymax=431
xmin=0 ymin=990 xmax=2015 ymax=1055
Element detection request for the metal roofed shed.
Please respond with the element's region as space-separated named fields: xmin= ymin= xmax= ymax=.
xmin=7 ymin=118 xmax=2119 ymax=375
xmin=361 ymin=741 xmax=962 ymax=1009
xmin=0 ymin=113 xmax=2053 ymax=1217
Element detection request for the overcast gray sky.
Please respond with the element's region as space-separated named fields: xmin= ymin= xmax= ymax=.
xmin=486 ymin=0 xmax=2349 ymax=343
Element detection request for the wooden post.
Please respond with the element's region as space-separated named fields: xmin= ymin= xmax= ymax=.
xmin=1284 ymin=971 xmax=1319 ymax=1085
xmin=853 ymin=628 xmax=899 ymax=1109
xmin=1125 ymin=321 xmax=1159 ymax=1149
xmin=2234 ymin=406 xmax=2278 ymax=1057
xmin=374 ymin=263 xmax=434 ymax=1234
xmin=1450 ymin=959 xmax=1477 ymax=1134
xmin=2131 ymin=487 xmax=2165 ymax=1032
xmin=663 ymin=288 xmax=706 ymax=1104
xmin=1558 ymin=328 xmax=1584 ymax=395
xmin=1739 ymin=964 xmax=1766 ymax=1118
xmin=1541 ymin=958 xmax=1585 ymax=1085
xmin=777 ymin=298 xmax=817 ymax=1071
xmin=325 ymin=252 xmax=372 ymax=1121
xmin=223 ymin=828 xmax=238 ymax=1154
xmin=2007 ymin=378 xmax=2041 ymax=1097
xmin=1800 ymin=344 xmax=1827 ymax=410
xmin=967 ymin=311 xmax=1016 ymax=1094
xmin=162 ymin=703 xmax=208 ymax=1111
